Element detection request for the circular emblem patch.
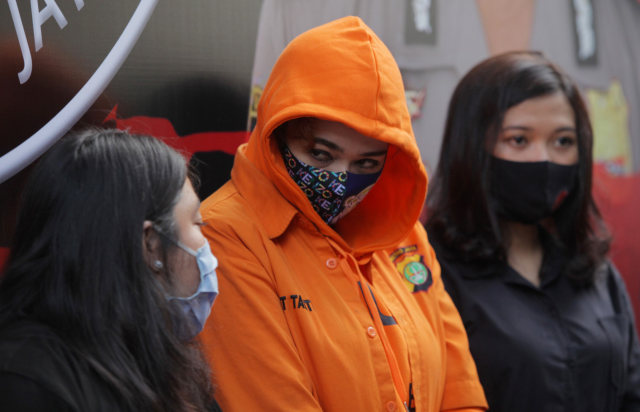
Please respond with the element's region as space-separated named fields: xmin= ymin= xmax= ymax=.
xmin=404 ymin=261 xmax=428 ymax=285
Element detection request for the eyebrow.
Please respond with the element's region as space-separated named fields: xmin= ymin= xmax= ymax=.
xmin=360 ymin=149 xmax=388 ymax=157
xmin=314 ymin=137 xmax=343 ymax=152
xmin=314 ymin=137 xmax=387 ymax=157
xmin=501 ymin=126 xmax=577 ymax=132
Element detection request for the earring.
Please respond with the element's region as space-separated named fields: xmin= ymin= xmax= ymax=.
xmin=153 ymin=260 xmax=164 ymax=270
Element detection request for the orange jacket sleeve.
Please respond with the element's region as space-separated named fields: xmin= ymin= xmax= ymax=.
xmin=199 ymin=222 xmax=323 ymax=412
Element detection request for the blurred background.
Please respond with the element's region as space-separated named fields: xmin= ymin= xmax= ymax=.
xmin=1 ymin=0 xmax=639 ymax=327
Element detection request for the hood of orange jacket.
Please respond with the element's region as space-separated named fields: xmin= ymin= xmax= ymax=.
xmin=239 ymin=16 xmax=427 ymax=255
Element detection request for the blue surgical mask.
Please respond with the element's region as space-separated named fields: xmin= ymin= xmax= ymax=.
xmin=153 ymin=225 xmax=219 ymax=340
xmin=168 ymin=240 xmax=219 ymax=341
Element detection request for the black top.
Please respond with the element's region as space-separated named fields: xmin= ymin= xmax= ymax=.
xmin=0 ymin=319 xmax=122 ymax=411
xmin=432 ymin=235 xmax=640 ymax=412
xmin=0 ymin=319 xmax=222 ymax=412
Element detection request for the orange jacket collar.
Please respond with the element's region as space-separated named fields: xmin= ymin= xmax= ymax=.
xmin=231 ymin=144 xmax=298 ymax=240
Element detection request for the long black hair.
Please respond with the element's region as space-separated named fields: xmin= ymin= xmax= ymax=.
xmin=426 ymin=51 xmax=610 ymax=284
xmin=0 ymin=129 xmax=212 ymax=410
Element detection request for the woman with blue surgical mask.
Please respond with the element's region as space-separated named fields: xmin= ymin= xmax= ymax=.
xmin=426 ymin=51 xmax=640 ymax=411
xmin=0 ymin=129 xmax=221 ymax=411
xmin=146 ymin=181 xmax=219 ymax=341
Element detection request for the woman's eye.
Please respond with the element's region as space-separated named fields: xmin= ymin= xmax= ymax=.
xmin=310 ymin=149 xmax=332 ymax=162
xmin=556 ymin=136 xmax=576 ymax=147
xmin=509 ymin=136 xmax=527 ymax=146
xmin=359 ymin=159 xmax=378 ymax=168
xmin=195 ymin=221 xmax=208 ymax=227
xmin=354 ymin=159 xmax=380 ymax=170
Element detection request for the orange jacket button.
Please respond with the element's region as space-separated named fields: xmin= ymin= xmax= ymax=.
xmin=386 ymin=401 xmax=397 ymax=411
xmin=366 ymin=326 xmax=377 ymax=338
xmin=325 ymin=258 xmax=338 ymax=269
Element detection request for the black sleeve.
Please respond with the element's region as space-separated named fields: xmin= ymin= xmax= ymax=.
xmin=0 ymin=372 xmax=74 ymax=412
xmin=608 ymin=263 xmax=640 ymax=410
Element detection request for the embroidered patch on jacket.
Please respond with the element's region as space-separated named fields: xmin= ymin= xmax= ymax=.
xmin=390 ymin=245 xmax=433 ymax=293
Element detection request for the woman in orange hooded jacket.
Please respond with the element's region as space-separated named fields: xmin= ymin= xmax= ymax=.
xmin=199 ymin=16 xmax=487 ymax=412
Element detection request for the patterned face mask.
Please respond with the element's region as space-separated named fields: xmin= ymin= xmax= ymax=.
xmin=282 ymin=146 xmax=382 ymax=225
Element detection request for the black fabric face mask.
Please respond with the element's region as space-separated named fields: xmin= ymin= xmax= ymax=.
xmin=489 ymin=156 xmax=578 ymax=224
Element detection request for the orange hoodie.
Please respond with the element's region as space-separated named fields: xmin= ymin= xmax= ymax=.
xmin=199 ymin=16 xmax=487 ymax=412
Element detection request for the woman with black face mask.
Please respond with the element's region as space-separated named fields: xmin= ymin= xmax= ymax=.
xmin=426 ymin=51 xmax=640 ymax=411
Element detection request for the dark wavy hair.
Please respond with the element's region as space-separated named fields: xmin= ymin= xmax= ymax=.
xmin=0 ymin=129 xmax=212 ymax=410
xmin=426 ymin=51 xmax=610 ymax=284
